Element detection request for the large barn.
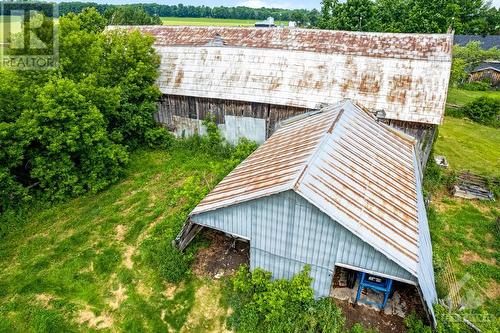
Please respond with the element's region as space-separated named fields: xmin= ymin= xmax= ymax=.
xmin=177 ymin=101 xmax=437 ymax=324
xmin=123 ymin=26 xmax=453 ymax=168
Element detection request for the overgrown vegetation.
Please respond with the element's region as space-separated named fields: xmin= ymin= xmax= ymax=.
xmin=0 ymin=8 xmax=163 ymax=212
xmin=225 ymin=265 xmax=381 ymax=333
xmin=0 ymin=132 xmax=256 ymax=331
xmin=449 ymin=97 xmax=500 ymax=127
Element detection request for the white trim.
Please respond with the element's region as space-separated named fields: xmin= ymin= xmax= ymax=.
xmin=335 ymin=263 xmax=418 ymax=286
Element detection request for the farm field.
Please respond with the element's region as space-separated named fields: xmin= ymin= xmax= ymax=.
xmin=0 ymin=15 xmax=22 ymax=44
xmin=160 ymin=16 xmax=287 ymax=26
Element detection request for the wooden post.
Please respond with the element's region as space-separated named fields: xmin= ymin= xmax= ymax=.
xmin=174 ymin=219 xmax=203 ymax=251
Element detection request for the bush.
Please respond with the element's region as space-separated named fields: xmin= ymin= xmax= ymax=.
xmin=144 ymin=127 xmax=175 ymax=149
xmin=461 ymin=97 xmax=500 ymax=127
xmin=459 ymin=81 xmax=491 ymax=91
xmin=227 ymin=265 xmax=345 ymax=333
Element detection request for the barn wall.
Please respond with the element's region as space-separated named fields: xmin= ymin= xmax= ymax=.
xmin=191 ymin=190 xmax=416 ymax=297
xmin=155 ymin=94 xmax=310 ymax=143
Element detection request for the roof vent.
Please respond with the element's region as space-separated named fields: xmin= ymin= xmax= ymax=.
xmin=206 ymin=33 xmax=225 ymax=47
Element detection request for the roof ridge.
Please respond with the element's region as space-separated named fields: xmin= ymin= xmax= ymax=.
xmin=292 ymin=101 xmax=347 ymax=191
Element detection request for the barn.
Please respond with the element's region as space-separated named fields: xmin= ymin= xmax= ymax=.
xmin=122 ymin=26 xmax=453 ymax=169
xmin=176 ymin=100 xmax=437 ymax=323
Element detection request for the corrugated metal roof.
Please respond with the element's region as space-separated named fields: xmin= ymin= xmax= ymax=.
xmin=112 ymin=26 xmax=452 ymax=125
xmin=192 ymin=101 xmax=424 ymax=274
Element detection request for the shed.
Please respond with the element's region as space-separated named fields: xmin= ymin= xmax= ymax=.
xmin=469 ymin=61 xmax=500 ymax=86
xmin=177 ymin=100 xmax=437 ymax=323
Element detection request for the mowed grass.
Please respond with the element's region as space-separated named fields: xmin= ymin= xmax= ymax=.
xmin=434 ymin=116 xmax=500 ymax=177
xmin=0 ymin=146 xmax=233 ymax=332
xmin=160 ymin=16 xmax=287 ymax=26
xmin=447 ymin=88 xmax=500 ymax=107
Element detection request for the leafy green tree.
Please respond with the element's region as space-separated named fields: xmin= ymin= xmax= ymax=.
xmin=105 ymin=6 xmax=162 ymax=25
xmin=451 ymin=42 xmax=500 ymax=86
xmin=20 ymin=78 xmax=128 ymax=200
xmin=0 ymin=9 xmax=161 ymax=212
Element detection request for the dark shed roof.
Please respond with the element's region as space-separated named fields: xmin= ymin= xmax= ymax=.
xmin=454 ymin=35 xmax=500 ymax=50
xmin=472 ymin=61 xmax=500 ymax=72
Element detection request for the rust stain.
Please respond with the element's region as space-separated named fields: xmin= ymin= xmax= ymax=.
xmin=358 ymin=73 xmax=381 ymax=94
xmin=174 ymin=69 xmax=184 ymax=88
xmin=126 ymin=26 xmax=453 ymax=61
xmin=387 ymin=74 xmax=413 ymax=104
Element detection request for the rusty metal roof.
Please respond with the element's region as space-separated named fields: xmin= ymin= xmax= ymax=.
xmin=126 ymin=26 xmax=452 ymax=61
xmin=191 ymin=100 xmax=424 ymax=276
xmin=112 ymin=26 xmax=452 ymax=125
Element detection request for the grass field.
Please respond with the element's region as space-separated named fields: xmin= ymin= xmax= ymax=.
xmin=446 ymin=88 xmax=500 ymax=107
xmin=0 ymin=146 xmax=234 ymax=332
xmin=435 ymin=116 xmax=500 ymax=177
xmin=160 ymin=16 xmax=287 ymax=26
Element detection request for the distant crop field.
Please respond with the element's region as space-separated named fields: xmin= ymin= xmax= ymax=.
xmin=0 ymin=15 xmax=22 ymax=44
xmin=160 ymin=16 xmax=288 ymax=27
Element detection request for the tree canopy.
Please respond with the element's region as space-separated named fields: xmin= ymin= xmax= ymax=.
xmin=0 ymin=8 xmax=162 ymax=211
xmin=319 ymin=0 xmax=499 ymax=34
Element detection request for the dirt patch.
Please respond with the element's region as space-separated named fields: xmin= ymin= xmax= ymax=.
xmin=486 ymin=280 xmax=500 ymax=299
xmin=460 ymin=251 xmax=496 ymax=265
xmin=162 ymin=282 xmax=182 ymax=300
xmin=123 ymin=245 xmax=135 ymax=269
xmin=336 ymin=299 xmax=407 ymax=333
xmin=35 ymin=293 xmax=55 ymax=308
xmin=136 ymin=280 xmax=153 ymax=299
xmin=192 ymin=230 xmax=249 ymax=278
xmin=180 ymin=282 xmax=231 ymax=333
xmin=77 ymin=307 xmax=113 ymax=329
xmin=115 ymin=225 xmax=127 ymax=242
xmin=108 ymin=284 xmax=128 ymax=310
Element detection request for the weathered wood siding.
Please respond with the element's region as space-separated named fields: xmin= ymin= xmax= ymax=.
xmin=469 ymin=69 xmax=500 ymax=86
xmin=155 ymin=94 xmax=309 ymax=141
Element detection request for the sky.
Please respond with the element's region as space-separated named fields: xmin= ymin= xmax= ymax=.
xmin=80 ymin=0 xmax=499 ymax=10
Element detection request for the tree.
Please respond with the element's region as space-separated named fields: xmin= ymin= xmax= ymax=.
xmin=104 ymin=6 xmax=162 ymax=25
xmin=0 ymin=9 xmax=161 ymax=212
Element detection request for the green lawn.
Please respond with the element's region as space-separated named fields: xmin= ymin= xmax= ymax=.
xmin=0 ymin=146 xmax=234 ymax=332
xmin=160 ymin=16 xmax=288 ymax=27
xmin=434 ymin=116 xmax=500 ymax=177
xmin=447 ymin=88 xmax=500 ymax=107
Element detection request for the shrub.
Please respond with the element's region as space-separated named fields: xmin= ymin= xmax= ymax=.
xmin=227 ymin=265 xmax=345 ymax=333
xmin=460 ymin=81 xmax=491 ymax=91
xmin=461 ymin=97 xmax=500 ymax=127
xmin=144 ymin=127 xmax=175 ymax=149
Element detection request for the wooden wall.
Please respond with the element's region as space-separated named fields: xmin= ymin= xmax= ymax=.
xmin=156 ymin=94 xmax=310 ymax=138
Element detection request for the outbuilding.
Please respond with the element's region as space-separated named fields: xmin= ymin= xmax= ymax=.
xmin=176 ymin=100 xmax=437 ymax=324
